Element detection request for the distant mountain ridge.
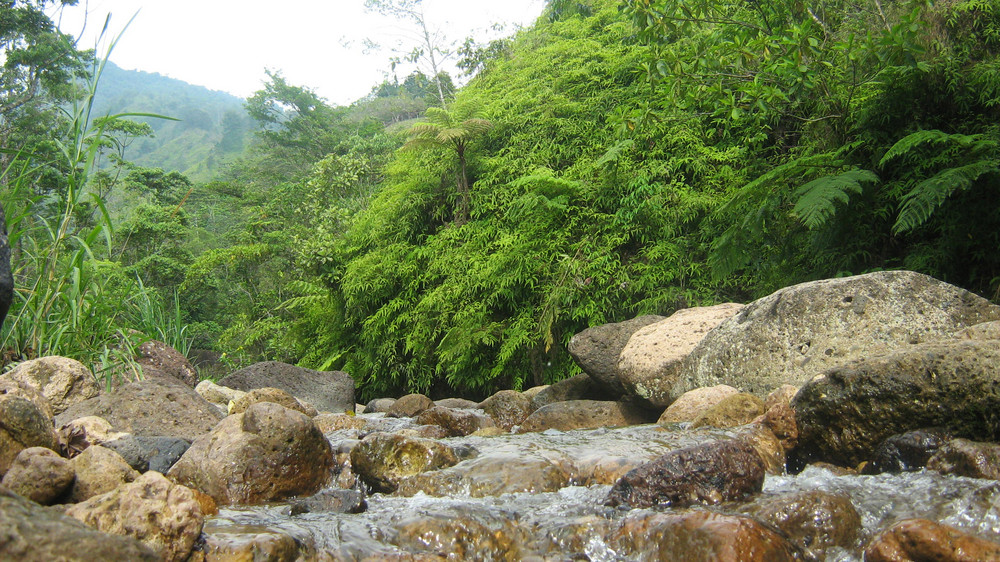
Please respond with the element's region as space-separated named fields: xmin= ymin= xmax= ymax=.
xmin=91 ymin=61 xmax=253 ymax=181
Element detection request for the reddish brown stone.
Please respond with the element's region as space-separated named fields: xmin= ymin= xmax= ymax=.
xmin=865 ymin=518 xmax=1000 ymax=562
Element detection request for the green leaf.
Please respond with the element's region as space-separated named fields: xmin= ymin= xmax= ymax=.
xmin=893 ymin=160 xmax=999 ymax=234
xmin=792 ymin=169 xmax=879 ymax=229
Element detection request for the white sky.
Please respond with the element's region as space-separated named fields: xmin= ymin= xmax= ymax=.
xmin=51 ymin=0 xmax=546 ymax=105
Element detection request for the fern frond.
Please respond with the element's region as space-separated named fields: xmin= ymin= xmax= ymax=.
xmin=880 ymin=129 xmax=989 ymax=167
xmin=792 ymin=169 xmax=879 ymax=229
xmin=893 ymin=159 xmax=999 ymax=234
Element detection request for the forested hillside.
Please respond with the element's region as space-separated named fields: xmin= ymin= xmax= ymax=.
xmin=2 ymin=0 xmax=998 ymax=401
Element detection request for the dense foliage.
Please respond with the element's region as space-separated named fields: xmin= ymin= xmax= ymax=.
xmin=2 ymin=0 xmax=998 ymax=400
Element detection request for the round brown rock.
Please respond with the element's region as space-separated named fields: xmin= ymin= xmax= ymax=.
xmin=68 ymin=445 xmax=140 ymax=503
xmin=350 ymin=432 xmax=458 ymax=493
xmin=229 ymin=386 xmax=318 ymax=417
xmin=0 ymin=378 xmax=54 ymax=419
xmin=65 ymin=471 xmax=204 ymax=562
xmin=415 ymin=406 xmax=496 ymax=436
xmin=167 ymin=402 xmax=333 ymax=505
xmin=658 ymin=384 xmax=739 ymax=424
xmin=1 ymin=447 xmax=74 ymax=505
xmin=927 ymin=438 xmax=1000 ymax=479
xmin=517 ymin=400 xmax=653 ymax=433
xmin=136 ymin=340 xmax=198 ymax=387
xmin=3 ymin=356 xmax=99 ymax=415
xmin=386 ymin=393 xmax=434 ymax=418
xmin=0 ymin=394 xmax=58 ymax=477
xmin=605 ymin=438 xmax=765 ymax=509
xmin=865 ymin=518 xmax=1000 ymax=562
xmin=689 ymin=393 xmax=766 ymax=429
xmin=479 ymin=389 xmax=532 ymax=431
xmin=746 ymin=490 xmax=861 ymax=558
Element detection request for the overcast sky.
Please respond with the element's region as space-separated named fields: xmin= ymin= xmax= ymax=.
xmin=52 ymin=0 xmax=546 ymax=105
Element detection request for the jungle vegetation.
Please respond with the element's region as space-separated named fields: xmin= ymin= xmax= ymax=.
xmin=2 ymin=0 xmax=998 ymax=398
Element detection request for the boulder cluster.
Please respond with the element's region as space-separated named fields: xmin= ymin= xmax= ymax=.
xmin=4 ymin=270 xmax=1000 ymax=560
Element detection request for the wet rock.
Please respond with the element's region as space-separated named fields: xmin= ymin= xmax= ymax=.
xmin=2 ymin=356 xmax=99 ymax=415
xmin=790 ymin=338 xmax=1000 ymax=469
xmin=391 ymin=509 xmax=524 ymax=560
xmin=766 ymin=384 xmax=800 ymax=408
xmin=0 ymin=394 xmax=58 ymax=477
xmin=314 ymin=412 xmax=368 ymax=433
xmin=611 ymin=510 xmax=800 ymax=561
xmin=200 ymin=523 xmax=311 ymax=561
xmin=619 ymin=304 xmax=745 ymax=408
xmin=218 ymin=360 xmax=355 ymax=413
xmin=927 ymin=438 xmax=1000 ymax=479
xmin=517 ymin=400 xmax=653 ymax=433
xmin=65 ymin=471 xmax=204 ymax=562
xmin=416 ymin=406 xmax=496 ymax=436
xmin=365 ymin=397 xmax=396 ymax=413
xmin=0 ymin=377 xmax=54 ymax=419
xmin=1 ymin=447 xmax=74 ymax=505
xmin=689 ymin=393 xmax=766 ymax=429
xmin=755 ymin=400 xmax=799 ymax=452
xmin=68 ymin=444 xmax=139 ymax=503
xmin=863 ymin=428 xmax=953 ymax=475
xmin=101 ymin=435 xmax=191 ymax=473
xmin=605 ymin=438 xmax=765 ymax=509
xmin=434 ymin=397 xmax=478 ymax=409
xmin=530 ymin=373 xmax=605 ymax=411
xmin=194 ymin=379 xmax=246 ymax=407
xmin=167 ymin=402 xmax=333 ymax=505
xmin=568 ymin=314 xmax=665 ymax=396
xmin=396 ymin=454 xmax=572 ymax=497
xmin=737 ymin=426 xmax=786 ymax=475
xmin=136 ymin=339 xmax=198 ymax=387
xmin=745 ymin=490 xmax=861 ymax=558
xmin=350 ymin=432 xmax=458 ymax=493
xmin=658 ymin=384 xmax=739 ymax=424
xmin=56 ymin=415 xmax=125 ymax=458
xmin=479 ymin=389 xmax=532 ymax=431
xmin=283 ymin=488 xmax=367 ymax=515
xmin=865 ymin=518 xmax=1000 ymax=562
xmin=387 ymin=393 xmax=434 ymax=418
xmin=677 ymin=271 xmax=1000 ymax=400
xmin=0 ymin=486 xmax=158 ymax=561
xmin=522 ymin=384 xmax=548 ymax=402
xmin=55 ymin=375 xmax=224 ymax=441
xmin=229 ymin=386 xmax=318 ymax=417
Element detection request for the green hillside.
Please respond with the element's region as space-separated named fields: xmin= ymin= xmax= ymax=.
xmin=91 ymin=62 xmax=253 ymax=181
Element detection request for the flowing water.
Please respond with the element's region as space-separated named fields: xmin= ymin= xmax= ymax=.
xmin=203 ymin=415 xmax=1000 ymax=560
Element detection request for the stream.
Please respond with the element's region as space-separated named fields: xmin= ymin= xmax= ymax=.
xmin=201 ymin=414 xmax=1000 ymax=560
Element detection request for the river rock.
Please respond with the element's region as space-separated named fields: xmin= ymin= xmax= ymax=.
xmin=194 ymin=379 xmax=246 ymax=406
xmin=167 ymin=402 xmax=333 ymax=505
xmin=68 ymin=444 xmax=139 ymax=502
xmin=55 ymin=375 xmax=224 ymax=441
xmin=0 ymin=377 xmax=54 ymax=419
xmin=218 ymin=360 xmax=355 ymax=413
xmin=65 ymin=471 xmax=203 ymax=562
xmin=56 ymin=415 xmax=126 ymax=458
xmin=605 ymin=438 xmax=765 ymax=509
xmin=791 ymin=338 xmax=1000 ymax=469
xmin=863 ymin=428 xmax=953 ymax=474
xmin=101 ymin=435 xmax=191 ymax=473
xmin=284 ymin=488 xmax=367 ymax=515
xmin=364 ymin=397 xmax=396 ymax=413
xmin=618 ymin=304 xmax=745 ymax=407
xmin=865 ymin=518 xmax=1000 ymax=562
xmin=658 ymin=384 xmax=739 ymax=424
xmin=568 ymin=314 xmax=665 ymax=396
xmin=350 ymin=432 xmax=458 ymax=493
xmin=386 ymin=393 xmax=434 ymax=417
xmin=955 ymin=320 xmax=1000 ymax=341
xmin=416 ymin=406 xmax=496 ymax=436
xmin=689 ymin=393 xmax=766 ymax=429
xmin=396 ymin=454 xmax=572 ymax=497
xmin=766 ymin=384 xmax=800 ymax=407
xmin=0 ymin=394 xmax=57 ymax=477
xmin=517 ymin=400 xmax=653 ymax=433
xmin=229 ymin=386 xmax=318 ymax=417
xmin=927 ymin=438 xmax=1000 ymax=479
xmin=136 ymin=339 xmax=197 ymax=387
xmin=2 ymin=356 xmax=99 ymax=415
xmin=314 ymin=412 xmax=368 ymax=434
xmin=744 ymin=490 xmax=861 ymax=558
xmin=611 ymin=511 xmax=800 ymax=561
xmin=391 ymin=508 xmax=524 ymax=560
xmin=435 ymin=397 xmax=479 ymax=409
xmin=737 ymin=426 xmax=786 ymax=475
xmin=200 ymin=522 xmax=311 ymax=561
xmin=1 ymin=447 xmax=75 ymax=505
xmin=530 ymin=373 xmax=605 ymax=410
xmin=755 ymin=400 xmax=799 ymax=451
xmin=676 ymin=271 xmax=1000 ymax=401
xmin=479 ymin=389 xmax=532 ymax=431
xmin=0 ymin=486 xmax=158 ymax=561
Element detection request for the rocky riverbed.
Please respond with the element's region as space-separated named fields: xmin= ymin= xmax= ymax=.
xmin=3 ymin=270 xmax=1000 ymax=561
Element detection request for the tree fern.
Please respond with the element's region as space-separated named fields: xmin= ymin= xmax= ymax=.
xmin=893 ymin=159 xmax=999 ymax=233
xmin=792 ymin=169 xmax=879 ymax=230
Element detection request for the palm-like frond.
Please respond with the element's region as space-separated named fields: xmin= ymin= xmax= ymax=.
xmin=893 ymin=160 xmax=999 ymax=234
xmin=792 ymin=169 xmax=879 ymax=229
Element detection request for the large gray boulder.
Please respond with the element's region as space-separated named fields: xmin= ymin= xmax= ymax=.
xmin=617 ymin=304 xmax=745 ymax=407
xmin=675 ymin=271 xmax=1000 ymax=401
xmin=218 ymin=361 xmax=355 ymax=413
xmin=790 ymin=338 xmax=1000 ymax=469
xmin=55 ymin=375 xmax=224 ymax=440
xmin=568 ymin=315 xmax=665 ymax=396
